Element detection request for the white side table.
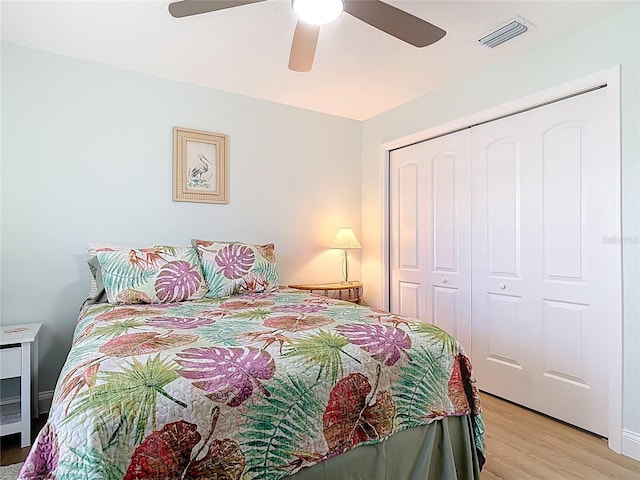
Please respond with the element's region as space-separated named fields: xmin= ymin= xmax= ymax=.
xmin=0 ymin=323 xmax=41 ymax=447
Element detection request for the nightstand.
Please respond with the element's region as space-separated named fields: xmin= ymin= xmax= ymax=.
xmin=288 ymin=281 xmax=363 ymax=304
xmin=1 ymin=323 xmax=42 ymax=447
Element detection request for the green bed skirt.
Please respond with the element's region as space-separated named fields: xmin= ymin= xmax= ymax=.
xmin=288 ymin=415 xmax=481 ymax=480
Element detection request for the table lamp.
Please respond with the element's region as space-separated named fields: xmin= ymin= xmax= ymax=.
xmin=330 ymin=228 xmax=362 ymax=283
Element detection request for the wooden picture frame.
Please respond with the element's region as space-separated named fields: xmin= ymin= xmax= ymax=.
xmin=173 ymin=127 xmax=228 ymax=204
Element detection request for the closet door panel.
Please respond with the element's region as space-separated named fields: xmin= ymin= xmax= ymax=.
xmin=432 ymin=286 xmax=458 ymax=339
xmin=432 ymin=154 xmax=458 ymax=272
xmin=542 ymin=299 xmax=588 ymax=386
xmin=472 ymin=87 xmax=611 ymax=437
xmin=390 ymin=154 xmax=427 ymax=321
xmin=472 ymin=126 xmax=533 ymax=403
xmin=533 ymin=90 xmax=610 ymax=436
xmin=486 ymin=293 xmax=524 ymax=370
xmin=398 ymin=282 xmax=421 ymax=319
xmin=425 ymin=131 xmax=471 ymax=353
xmin=389 ymin=130 xmax=472 ymax=351
xmin=397 ymin=163 xmax=420 ymax=270
xmin=486 ymin=141 xmax=520 ymax=278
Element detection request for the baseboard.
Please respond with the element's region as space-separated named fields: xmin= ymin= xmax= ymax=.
xmin=0 ymin=390 xmax=53 ymax=416
xmin=38 ymin=390 xmax=53 ymax=415
xmin=622 ymin=429 xmax=640 ymax=461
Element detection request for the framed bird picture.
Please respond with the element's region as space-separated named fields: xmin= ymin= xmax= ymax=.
xmin=173 ymin=127 xmax=228 ymax=204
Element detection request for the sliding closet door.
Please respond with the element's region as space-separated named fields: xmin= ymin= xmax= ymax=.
xmin=471 ymin=87 xmax=614 ymax=437
xmin=389 ymin=130 xmax=472 ymax=350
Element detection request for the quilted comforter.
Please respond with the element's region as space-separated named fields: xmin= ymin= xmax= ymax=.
xmin=20 ymin=290 xmax=485 ymax=479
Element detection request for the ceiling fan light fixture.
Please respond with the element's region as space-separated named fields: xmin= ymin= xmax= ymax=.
xmin=293 ymin=0 xmax=344 ymax=25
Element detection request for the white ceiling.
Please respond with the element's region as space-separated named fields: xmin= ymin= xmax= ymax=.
xmin=1 ymin=0 xmax=633 ymax=120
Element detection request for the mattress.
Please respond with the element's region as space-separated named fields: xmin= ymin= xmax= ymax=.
xmin=19 ymin=289 xmax=485 ymax=479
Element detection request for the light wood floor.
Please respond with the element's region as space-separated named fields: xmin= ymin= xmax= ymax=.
xmin=481 ymin=393 xmax=640 ymax=479
xmin=1 ymin=394 xmax=639 ymax=478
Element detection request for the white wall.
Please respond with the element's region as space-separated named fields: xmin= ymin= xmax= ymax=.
xmin=2 ymin=3 xmax=639 ymax=458
xmin=361 ymin=4 xmax=639 ymax=454
xmin=0 ymin=43 xmax=362 ymax=395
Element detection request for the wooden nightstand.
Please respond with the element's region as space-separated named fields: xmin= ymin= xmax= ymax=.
xmin=1 ymin=323 xmax=42 ymax=447
xmin=288 ymin=281 xmax=363 ymax=304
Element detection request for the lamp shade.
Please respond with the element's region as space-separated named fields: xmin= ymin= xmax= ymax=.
xmin=330 ymin=228 xmax=362 ymax=249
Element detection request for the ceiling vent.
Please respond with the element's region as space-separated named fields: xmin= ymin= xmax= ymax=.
xmin=478 ymin=17 xmax=531 ymax=48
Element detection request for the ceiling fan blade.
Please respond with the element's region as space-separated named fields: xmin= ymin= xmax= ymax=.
xmin=289 ymin=21 xmax=320 ymax=72
xmin=343 ymin=0 xmax=445 ymax=47
xmin=168 ymin=0 xmax=266 ymax=18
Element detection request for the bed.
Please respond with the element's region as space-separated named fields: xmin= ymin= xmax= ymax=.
xmin=19 ymin=242 xmax=485 ymax=480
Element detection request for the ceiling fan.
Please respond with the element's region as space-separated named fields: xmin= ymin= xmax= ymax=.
xmin=168 ymin=0 xmax=446 ymax=72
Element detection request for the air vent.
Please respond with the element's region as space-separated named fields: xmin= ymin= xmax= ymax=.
xmin=478 ymin=17 xmax=530 ymax=48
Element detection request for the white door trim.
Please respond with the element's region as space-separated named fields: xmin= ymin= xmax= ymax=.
xmin=379 ymin=66 xmax=622 ymax=453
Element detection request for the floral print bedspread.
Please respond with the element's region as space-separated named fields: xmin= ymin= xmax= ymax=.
xmin=20 ymin=290 xmax=485 ymax=479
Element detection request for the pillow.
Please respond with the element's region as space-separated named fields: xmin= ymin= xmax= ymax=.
xmin=86 ymin=243 xmax=130 ymax=303
xmin=95 ymin=246 xmax=208 ymax=304
xmin=192 ymin=239 xmax=279 ymax=298
xmin=86 ymin=255 xmax=107 ymax=304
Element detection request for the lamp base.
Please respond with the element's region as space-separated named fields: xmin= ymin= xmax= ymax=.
xmin=341 ymin=249 xmax=350 ymax=283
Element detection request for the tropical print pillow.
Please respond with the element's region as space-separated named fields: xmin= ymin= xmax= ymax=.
xmin=193 ymin=240 xmax=279 ymax=298
xmin=86 ymin=243 xmax=131 ymax=301
xmin=95 ymin=246 xmax=208 ymax=304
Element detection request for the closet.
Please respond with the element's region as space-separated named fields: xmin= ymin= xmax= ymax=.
xmin=389 ymin=86 xmax=616 ymax=437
